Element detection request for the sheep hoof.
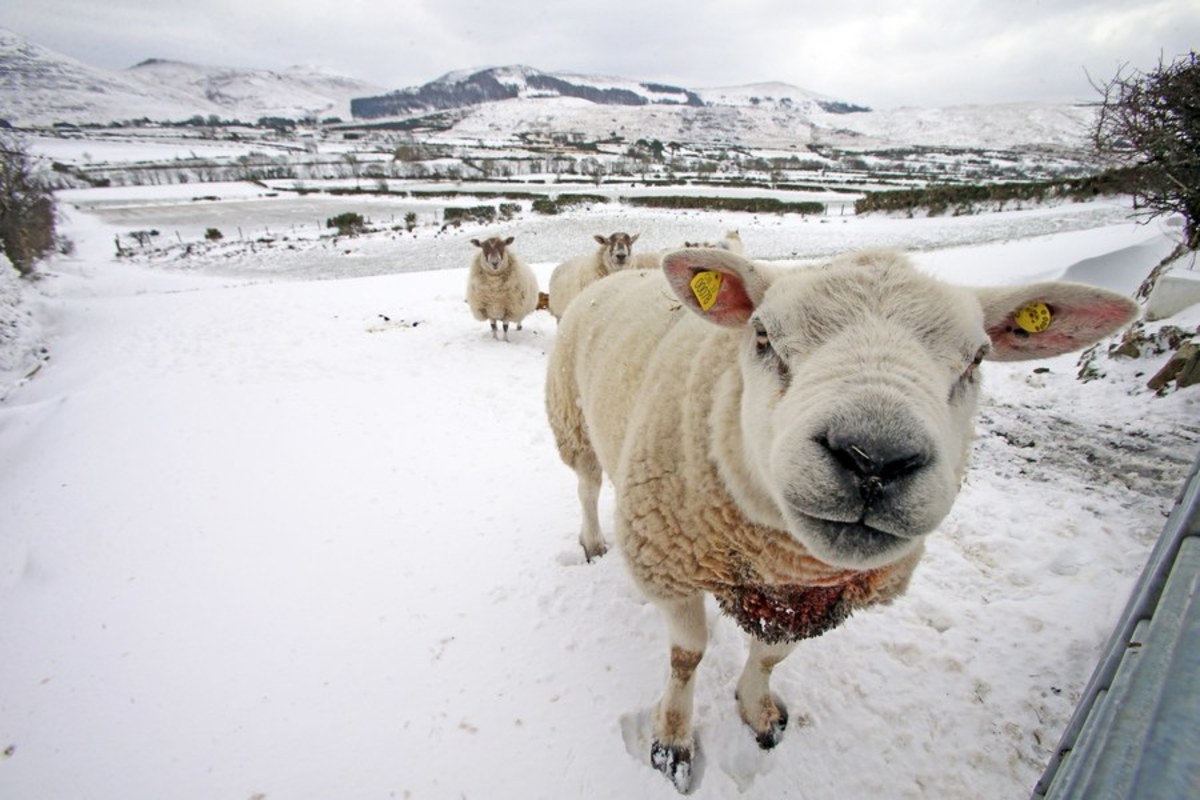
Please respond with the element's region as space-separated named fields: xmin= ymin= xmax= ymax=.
xmin=753 ymin=698 xmax=789 ymax=750
xmin=582 ymin=541 xmax=608 ymax=562
xmin=650 ymin=740 xmax=693 ymax=793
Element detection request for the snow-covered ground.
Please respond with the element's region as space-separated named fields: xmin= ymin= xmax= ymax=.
xmin=56 ymin=182 xmax=1150 ymax=278
xmin=0 ymin=191 xmax=1197 ymax=799
xmin=28 ymin=135 xmax=297 ymax=166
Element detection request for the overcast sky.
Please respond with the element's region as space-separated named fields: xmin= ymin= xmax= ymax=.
xmin=3 ymin=0 xmax=1197 ymax=109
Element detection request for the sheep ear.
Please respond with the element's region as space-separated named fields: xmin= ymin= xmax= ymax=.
xmin=471 ymin=239 xmax=482 ymax=248
xmin=631 ymin=233 xmax=640 ymax=244
xmin=662 ymin=248 xmax=773 ymax=328
xmin=973 ymin=281 xmax=1139 ymax=362
xmin=504 ymin=236 xmax=514 ymax=246
xmin=594 ymin=234 xmax=608 ymax=246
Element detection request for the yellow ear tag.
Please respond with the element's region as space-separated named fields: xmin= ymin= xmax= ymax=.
xmin=690 ymin=271 xmax=723 ymax=312
xmin=1014 ymin=302 xmax=1052 ymax=333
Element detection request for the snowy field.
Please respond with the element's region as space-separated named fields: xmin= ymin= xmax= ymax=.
xmin=60 ymin=182 xmax=1151 ymax=278
xmin=1 ymin=188 xmax=1198 ymax=799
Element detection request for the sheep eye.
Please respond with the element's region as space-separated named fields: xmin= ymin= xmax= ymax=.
xmin=950 ymin=345 xmax=989 ymax=402
xmin=753 ymin=320 xmax=772 ymax=356
xmin=752 ymin=320 xmax=790 ymax=383
xmin=963 ymin=345 xmax=988 ymax=382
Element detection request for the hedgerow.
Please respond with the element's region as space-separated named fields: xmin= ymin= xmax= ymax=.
xmin=624 ymin=196 xmax=825 ymax=215
xmin=854 ymin=170 xmax=1136 ymax=216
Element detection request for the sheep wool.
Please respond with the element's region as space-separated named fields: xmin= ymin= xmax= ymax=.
xmin=465 ymin=236 xmax=539 ymax=341
xmin=545 ymin=246 xmax=1139 ymax=793
xmin=632 ymin=229 xmax=744 ymax=272
xmin=547 ymin=232 xmax=640 ymax=320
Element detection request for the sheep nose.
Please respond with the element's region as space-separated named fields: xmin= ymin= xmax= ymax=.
xmin=819 ymin=434 xmax=928 ymax=504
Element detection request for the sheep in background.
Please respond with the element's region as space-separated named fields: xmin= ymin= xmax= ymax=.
xmin=684 ymin=229 xmax=744 ymax=254
xmin=547 ymin=232 xmax=641 ymax=320
xmin=545 ymin=246 xmax=1138 ymax=792
xmin=466 ymin=236 xmax=539 ymax=341
xmin=633 ymin=230 xmax=745 ymax=270
xmin=630 ymin=250 xmax=664 ymax=270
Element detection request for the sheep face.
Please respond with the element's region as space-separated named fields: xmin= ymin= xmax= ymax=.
xmin=739 ymin=260 xmax=983 ymax=569
xmin=594 ymin=232 xmax=639 ymax=273
xmin=664 ymin=247 xmax=1137 ymax=571
xmin=471 ymin=236 xmax=515 ymax=273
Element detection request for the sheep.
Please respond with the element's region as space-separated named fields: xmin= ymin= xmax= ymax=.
xmin=684 ymin=228 xmax=744 ymax=254
xmin=634 ymin=230 xmax=744 ymax=271
xmin=466 ymin=236 xmax=539 ymax=341
xmin=544 ymin=246 xmax=1138 ymax=792
xmin=547 ymin=232 xmax=641 ymax=320
xmin=629 ymin=250 xmax=664 ymax=270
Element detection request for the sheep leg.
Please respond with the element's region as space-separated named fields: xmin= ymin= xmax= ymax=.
xmin=735 ymin=637 xmax=798 ymax=749
xmin=546 ymin=362 xmax=608 ymax=560
xmin=575 ymin=452 xmax=607 ymax=560
xmin=650 ymin=594 xmax=707 ymax=793
xmin=502 ymin=321 xmax=511 ymax=341
xmin=489 ymin=319 xmax=499 ymax=340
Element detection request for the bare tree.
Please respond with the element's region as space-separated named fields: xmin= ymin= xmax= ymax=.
xmin=1092 ymin=51 xmax=1200 ymax=249
xmin=0 ymin=136 xmax=56 ymax=276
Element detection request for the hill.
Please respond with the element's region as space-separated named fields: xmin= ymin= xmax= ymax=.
xmin=1 ymin=28 xmax=1095 ymax=154
xmin=0 ymin=28 xmax=381 ymax=125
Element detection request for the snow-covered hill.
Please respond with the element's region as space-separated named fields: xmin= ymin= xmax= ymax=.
xmin=350 ymin=64 xmax=708 ymax=118
xmin=355 ymin=66 xmax=1092 ymax=152
xmin=435 ymin=89 xmax=1095 ymax=152
xmin=2 ymin=27 xmax=1095 ymax=154
xmin=695 ymin=81 xmax=870 ymax=116
xmin=0 ymin=28 xmax=227 ymax=126
xmin=815 ymin=101 xmax=1099 ymax=151
xmin=0 ymin=28 xmax=381 ymax=126
xmin=127 ymin=58 xmax=382 ymax=122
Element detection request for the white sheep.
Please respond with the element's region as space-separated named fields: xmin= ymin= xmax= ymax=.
xmin=545 ymin=246 xmax=1137 ymax=792
xmin=632 ymin=230 xmax=744 ymax=270
xmin=466 ymin=235 xmax=539 ymax=341
xmin=684 ymin=228 xmax=744 ymax=254
xmin=629 ymin=250 xmax=664 ymax=270
xmin=547 ymin=232 xmax=641 ymax=320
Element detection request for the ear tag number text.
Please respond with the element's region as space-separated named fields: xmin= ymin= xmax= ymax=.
xmin=690 ymin=271 xmax=723 ymax=312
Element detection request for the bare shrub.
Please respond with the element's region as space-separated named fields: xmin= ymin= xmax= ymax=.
xmin=0 ymin=137 xmax=57 ymax=276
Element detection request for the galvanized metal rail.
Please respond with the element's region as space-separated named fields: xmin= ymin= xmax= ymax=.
xmin=1033 ymin=447 xmax=1200 ymax=799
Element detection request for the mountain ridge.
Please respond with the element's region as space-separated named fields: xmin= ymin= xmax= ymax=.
xmin=0 ymin=28 xmax=381 ymax=125
xmin=0 ymin=27 xmax=1096 ymax=154
xmin=349 ymin=64 xmax=873 ymax=120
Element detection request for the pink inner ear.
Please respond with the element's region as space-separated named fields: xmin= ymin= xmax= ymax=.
xmin=987 ymin=323 xmax=1081 ymax=360
xmin=663 ymin=252 xmax=759 ymax=327
xmin=1085 ymin=298 xmax=1141 ymax=329
xmin=987 ymin=296 xmax=1138 ymax=361
xmin=707 ymin=272 xmax=755 ymax=326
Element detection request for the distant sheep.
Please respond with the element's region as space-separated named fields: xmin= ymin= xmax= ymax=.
xmin=466 ymin=236 xmax=539 ymax=341
xmin=545 ymin=246 xmax=1137 ymax=792
xmin=634 ymin=230 xmax=745 ymax=270
xmin=630 ymin=251 xmax=664 ymax=270
xmin=547 ymin=232 xmax=641 ymax=320
xmin=684 ymin=229 xmax=744 ymax=254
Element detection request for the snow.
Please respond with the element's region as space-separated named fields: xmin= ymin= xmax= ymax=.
xmin=820 ymin=103 xmax=1097 ymax=151
xmin=0 ymin=28 xmax=379 ymax=126
xmin=28 ymin=134 xmax=290 ymax=166
xmin=0 ymin=189 xmax=1197 ymax=799
xmin=5 ymin=25 xmax=1101 ymax=163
